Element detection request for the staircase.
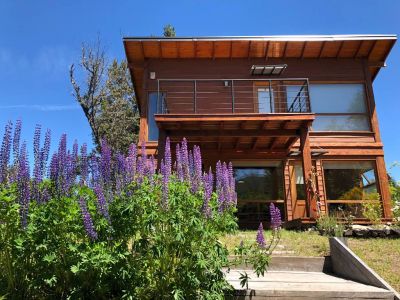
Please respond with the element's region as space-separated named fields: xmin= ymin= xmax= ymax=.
xmin=225 ymin=256 xmax=395 ymax=299
xmin=226 ymin=235 xmax=400 ymax=300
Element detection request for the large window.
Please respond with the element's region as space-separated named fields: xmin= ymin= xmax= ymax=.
xmin=323 ymin=161 xmax=380 ymax=218
xmin=309 ymin=84 xmax=370 ymax=131
xmin=148 ymin=92 xmax=163 ymax=141
xmin=234 ymin=163 xmax=284 ymax=228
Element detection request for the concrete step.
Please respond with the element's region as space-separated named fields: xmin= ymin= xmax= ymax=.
xmin=229 ymin=256 xmax=332 ymax=273
xmin=225 ymin=270 xmax=395 ymax=299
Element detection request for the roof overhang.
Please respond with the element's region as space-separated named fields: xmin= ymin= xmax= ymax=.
xmin=123 ymin=34 xmax=397 ymax=107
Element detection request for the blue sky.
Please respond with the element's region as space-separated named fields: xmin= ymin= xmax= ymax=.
xmin=1 ymin=0 xmax=400 ymax=178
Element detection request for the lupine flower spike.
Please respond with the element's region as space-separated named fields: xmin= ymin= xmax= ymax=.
xmin=256 ymin=222 xmax=266 ymax=248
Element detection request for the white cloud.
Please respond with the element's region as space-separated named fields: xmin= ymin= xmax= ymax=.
xmin=0 ymin=104 xmax=80 ymax=111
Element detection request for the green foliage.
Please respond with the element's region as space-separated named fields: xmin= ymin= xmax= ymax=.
xmin=362 ymin=193 xmax=383 ymax=225
xmin=316 ymin=215 xmax=344 ymax=237
xmin=0 ymin=176 xmax=272 ymax=298
xmin=163 ymin=24 xmax=176 ymax=37
xmin=70 ymin=42 xmax=139 ymax=153
xmin=390 ymin=180 xmax=400 ymax=225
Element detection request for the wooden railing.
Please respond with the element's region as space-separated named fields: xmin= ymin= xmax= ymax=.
xmin=156 ymin=78 xmax=311 ymax=114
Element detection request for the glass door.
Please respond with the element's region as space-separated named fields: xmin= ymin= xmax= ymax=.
xmin=257 ymin=88 xmax=274 ymax=113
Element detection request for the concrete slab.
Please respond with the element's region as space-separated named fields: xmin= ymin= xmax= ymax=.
xmin=225 ymin=270 xmax=394 ymax=299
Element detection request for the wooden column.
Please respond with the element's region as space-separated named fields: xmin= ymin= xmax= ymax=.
xmin=315 ymin=159 xmax=327 ymax=216
xmin=283 ymin=160 xmax=294 ymax=221
xmin=300 ymin=126 xmax=317 ymax=218
xmin=157 ymin=129 xmax=167 ymax=168
xmin=375 ymin=156 xmax=393 ymax=218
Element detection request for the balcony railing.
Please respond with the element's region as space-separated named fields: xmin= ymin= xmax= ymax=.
xmin=156 ymin=78 xmax=311 ymax=114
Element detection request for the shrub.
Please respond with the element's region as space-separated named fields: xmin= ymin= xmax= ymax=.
xmin=316 ymin=214 xmax=344 ymax=237
xmin=362 ymin=193 xmax=383 ymax=226
xmin=0 ymin=120 xmax=274 ymax=298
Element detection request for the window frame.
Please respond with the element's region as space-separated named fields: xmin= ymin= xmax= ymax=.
xmin=309 ymin=82 xmax=372 ymax=132
xmin=321 ymin=159 xmax=381 ymax=217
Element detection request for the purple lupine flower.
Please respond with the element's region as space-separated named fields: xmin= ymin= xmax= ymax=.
xmin=136 ymin=156 xmax=144 ymax=185
xmin=88 ymin=156 xmax=100 ymax=188
xmin=141 ymin=140 xmax=147 ymax=171
xmin=100 ymin=139 xmax=112 ymax=186
xmin=72 ymin=140 xmax=78 ymax=162
xmin=175 ymin=143 xmax=184 ymax=182
xmin=63 ymin=151 xmax=76 ymax=193
xmin=0 ymin=121 xmax=13 ymax=184
xmin=148 ymin=155 xmax=156 ymax=186
xmin=161 ymin=160 xmax=169 ymax=209
xmin=115 ymin=153 xmax=126 ymax=195
xmin=164 ymin=137 xmax=171 ymax=177
xmin=181 ymin=138 xmax=190 ymax=181
xmin=270 ymin=203 xmax=282 ymax=230
xmin=49 ymin=153 xmax=59 ymax=182
xmin=190 ymin=145 xmax=202 ymax=193
xmin=17 ymin=142 xmax=30 ymax=228
xmin=94 ymin=185 xmax=110 ymax=222
xmin=12 ymin=119 xmax=22 ymax=164
xmin=215 ymin=161 xmax=224 ymax=212
xmin=256 ymin=223 xmax=266 ymax=248
xmin=40 ymin=129 xmax=51 ymax=175
xmin=80 ymin=143 xmax=88 ymax=184
xmin=126 ymin=143 xmax=137 ymax=182
xmin=202 ymin=168 xmax=213 ymax=218
xmin=33 ymin=125 xmax=43 ymax=184
xmin=78 ymin=197 xmax=98 ymax=240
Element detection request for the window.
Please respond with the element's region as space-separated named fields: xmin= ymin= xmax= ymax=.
xmin=148 ymin=92 xmax=165 ymax=141
xmin=234 ymin=163 xmax=284 ymax=228
xmin=309 ymin=84 xmax=370 ymax=131
xmin=257 ymin=88 xmax=274 ymax=113
xmin=323 ymin=161 xmax=380 ymax=218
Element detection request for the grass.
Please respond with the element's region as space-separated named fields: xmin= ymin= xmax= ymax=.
xmin=348 ymin=238 xmax=400 ymax=292
xmin=221 ymin=230 xmax=400 ymax=292
xmin=220 ymin=229 xmax=330 ymax=257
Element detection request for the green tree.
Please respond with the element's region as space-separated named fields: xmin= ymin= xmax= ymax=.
xmin=69 ymin=40 xmax=139 ymax=153
xmin=163 ymin=24 xmax=176 ymax=37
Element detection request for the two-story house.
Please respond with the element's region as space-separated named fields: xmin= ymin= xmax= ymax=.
xmin=123 ymin=35 xmax=396 ymax=228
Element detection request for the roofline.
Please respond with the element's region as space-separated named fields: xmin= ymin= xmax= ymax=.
xmin=123 ymin=34 xmax=397 ymax=42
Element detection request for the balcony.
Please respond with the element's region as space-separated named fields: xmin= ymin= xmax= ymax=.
xmin=153 ymin=78 xmax=315 ymax=152
xmin=155 ymin=78 xmax=311 ymax=114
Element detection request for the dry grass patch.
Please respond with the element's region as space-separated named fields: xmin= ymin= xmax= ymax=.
xmin=220 ymin=230 xmax=330 ymax=257
xmin=348 ymin=238 xmax=400 ymax=292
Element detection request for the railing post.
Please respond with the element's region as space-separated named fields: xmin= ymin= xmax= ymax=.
xmin=268 ymin=80 xmax=273 ymax=113
xmin=306 ymin=79 xmax=312 ymax=113
xmin=194 ymin=80 xmax=197 ymax=114
xmin=157 ymin=79 xmax=160 ymax=113
xmin=231 ymin=80 xmax=235 ymax=113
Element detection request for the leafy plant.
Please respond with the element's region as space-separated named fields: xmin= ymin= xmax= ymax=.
xmin=0 ymin=120 xmax=273 ymax=298
xmin=316 ymin=214 xmax=344 ymax=237
xmin=362 ymin=193 xmax=382 ymax=226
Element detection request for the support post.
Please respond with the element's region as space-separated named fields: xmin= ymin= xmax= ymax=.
xmin=375 ymin=156 xmax=393 ymax=218
xmin=300 ymin=126 xmax=317 ymax=218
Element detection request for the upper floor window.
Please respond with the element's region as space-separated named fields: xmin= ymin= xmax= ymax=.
xmin=148 ymin=92 xmax=164 ymax=141
xmin=309 ymin=84 xmax=370 ymax=131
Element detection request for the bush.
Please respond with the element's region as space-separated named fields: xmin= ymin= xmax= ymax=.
xmin=0 ymin=121 xmax=274 ymax=298
xmin=316 ymin=215 xmax=344 ymax=237
xmin=362 ymin=193 xmax=383 ymax=226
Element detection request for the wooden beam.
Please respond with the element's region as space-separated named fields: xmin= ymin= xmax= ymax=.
xmin=318 ymin=41 xmax=326 ymax=59
xmin=284 ymin=136 xmax=299 ymax=149
xmin=367 ymin=40 xmax=378 ymax=59
xmin=283 ymin=41 xmax=288 ymax=58
xmin=299 ymin=126 xmax=317 ymax=218
xmin=168 ymin=129 xmax=299 ymax=138
xmin=354 ymin=40 xmax=364 ymax=58
xmin=265 ymin=41 xmax=270 ymax=60
xmin=375 ymin=156 xmax=393 ymax=218
xmin=335 ymin=41 xmax=344 ymax=58
xmin=300 ymin=41 xmax=307 ymax=59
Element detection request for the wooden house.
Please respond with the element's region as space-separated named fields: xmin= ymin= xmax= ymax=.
xmin=123 ymin=35 xmax=396 ymax=228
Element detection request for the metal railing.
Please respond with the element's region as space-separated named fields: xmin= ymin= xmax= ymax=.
xmin=156 ymin=78 xmax=311 ymax=114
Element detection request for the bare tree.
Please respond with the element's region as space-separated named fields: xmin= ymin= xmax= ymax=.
xmin=69 ymin=39 xmax=106 ymax=147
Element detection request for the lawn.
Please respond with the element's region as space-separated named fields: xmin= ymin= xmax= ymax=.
xmin=221 ymin=230 xmax=400 ymax=292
